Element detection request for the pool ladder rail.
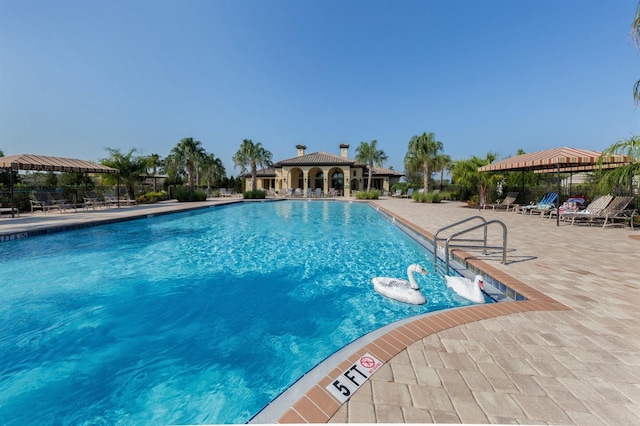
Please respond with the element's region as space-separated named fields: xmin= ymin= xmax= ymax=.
xmin=433 ymin=216 xmax=507 ymax=275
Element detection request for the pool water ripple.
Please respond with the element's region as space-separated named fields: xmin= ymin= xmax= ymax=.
xmin=0 ymin=201 xmax=481 ymax=424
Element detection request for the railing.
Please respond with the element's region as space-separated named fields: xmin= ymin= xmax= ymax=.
xmin=433 ymin=216 xmax=507 ymax=275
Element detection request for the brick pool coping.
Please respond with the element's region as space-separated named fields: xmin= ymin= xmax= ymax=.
xmin=276 ymin=205 xmax=569 ymax=423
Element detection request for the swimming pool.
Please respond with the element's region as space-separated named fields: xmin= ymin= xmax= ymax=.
xmin=0 ymin=201 xmax=482 ymax=424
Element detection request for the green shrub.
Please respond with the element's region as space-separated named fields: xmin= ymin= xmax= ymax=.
xmin=137 ymin=191 xmax=168 ymax=204
xmin=174 ymin=187 xmax=207 ymax=202
xmin=355 ymin=190 xmax=380 ymax=200
xmin=243 ymin=190 xmax=266 ymax=199
xmin=413 ymin=191 xmax=443 ymax=203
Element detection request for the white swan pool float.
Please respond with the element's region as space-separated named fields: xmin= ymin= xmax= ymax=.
xmin=372 ymin=264 xmax=428 ymax=305
xmin=445 ymin=274 xmax=485 ymax=304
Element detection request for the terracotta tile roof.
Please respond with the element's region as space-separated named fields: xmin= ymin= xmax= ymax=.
xmin=246 ymin=152 xmax=404 ymax=178
xmin=370 ymin=166 xmax=404 ymax=177
xmin=248 ymin=168 xmax=277 ymax=178
xmin=275 ymin=151 xmax=359 ymax=166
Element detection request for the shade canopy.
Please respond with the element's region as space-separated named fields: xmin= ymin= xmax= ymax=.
xmin=0 ymin=154 xmax=118 ymax=174
xmin=478 ymin=147 xmax=627 ymax=173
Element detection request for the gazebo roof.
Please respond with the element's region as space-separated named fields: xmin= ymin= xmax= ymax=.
xmin=0 ymin=154 xmax=119 ymax=174
xmin=478 ymin=147 xmax=627 ymax=173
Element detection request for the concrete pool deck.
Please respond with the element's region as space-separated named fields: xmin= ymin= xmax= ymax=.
xmin=1 ymin=198 xmax=639 ymax=425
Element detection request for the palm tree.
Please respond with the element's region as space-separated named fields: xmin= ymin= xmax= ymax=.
xmin=452 ymin=152 xmax=502 ymax=207
xmin=200 ymin=153 xmax=226 ymax=192
xmin=166 ymin=137 xmax=205 ymax=189
xmin=146 ymin=153 xmax=162 ymax=191
xmin=100 ymin=148 xmax=148 ymax=199
xmin=404 ymin=132 xmax=443 ymax=193
xmin=598 ymin=136 xmax=640 ymax=195
xmin=433 ymin=153 xmax=452 ymax=190
xmin=633 ymin=2 xmax=640 ymax=104
xmin=355 ymin=139 xmax=388 ymax=191
xmin=232 ymin=139 xmax=273 ymax=192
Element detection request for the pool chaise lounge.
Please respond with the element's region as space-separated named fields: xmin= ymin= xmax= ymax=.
xmin=483 ymin=191 xmax=518 ymax=211
xmin=558 ymin=194 xmax=613 ymax=223
xmin=564 ymin=195 xmax=636 ymax=228
xmin=0 ymin=207 xmax=19 ymax=217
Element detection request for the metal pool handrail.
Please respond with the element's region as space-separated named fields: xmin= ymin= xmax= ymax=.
xmin=433 ymin=216 xmax=507 ymax=275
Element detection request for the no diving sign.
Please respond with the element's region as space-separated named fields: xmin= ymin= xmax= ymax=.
xmin=326 ymin=353 xmax=383 ymax=403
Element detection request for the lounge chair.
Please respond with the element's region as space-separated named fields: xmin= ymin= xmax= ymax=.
xmin=30 ymin=192 xmax=59 ymax=214
xmin=483 ymin=192 xmax=518 ymax=212
xmin=527 ymin=192 xmax=558 ymax=217
xmin=83 ymin=191 xmax=105 ymax=210
xmin=314 ymin=188 xmax=322 ymax=197
xmin=559 ymin=194 xmax=613 ymax=224
xmin=328 ymin=188 xmax=337 ymax=197
xmin=116 ymin=187 xmax=137 ymax=205
xmin=518 ymin=192 xmax=553 ymax=214
xmin=48 ymin=192 xmax=80 ymax=212
xmin=401 ymin=188 xmax=414 ymax=198
xmin=293 ymin=188 xmax=302 ymax=197
xmin=567 ymin=196 xmax=635 ymax=228
xmin=392 ymin=189 xmax=402 ymax=197
xmin=305 ymin=188 xmax=312 ymax=197
xmin=0 ymin=206 xmax=19 ymax=217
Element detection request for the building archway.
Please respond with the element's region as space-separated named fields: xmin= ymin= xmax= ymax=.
xmin=329 ymin=168 xmax=344 ymax=195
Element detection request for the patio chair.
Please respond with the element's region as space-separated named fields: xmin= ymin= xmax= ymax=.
xmin=401 ymin=188 xmax=414 ymax=198
xmin=327 ymin=188 xmax=337 ymax=197
xmin=116 ymin=187 xmax=137 ymax=205
xmin=527 ymin=192 xmax=558 ymax=217
xmin=48 ymin=192 xmax=79 ymax=212
xmin=103 ymin=191 xmax=122 ymax=207
xmin=30 ymin=192 xmax=59 ymax=214
xmin=305 ymin=188 xmax=312 ymax=197
xmin=83 ymin=191 xmax=105 ymax=210
xmin=293 ymin=188 xmax=302 ymax=197
xmin=559 ymin=194 xmax=613 ymax=224
xmin=314 ymin=188 xmax=322 ymax=197
xmin=567 ymin=196 xmax=635 ymax=228
xmin=483 ymin=192 xmax=519 ymax=212
xmin=0 ymin=206 xmax=19 ymax=217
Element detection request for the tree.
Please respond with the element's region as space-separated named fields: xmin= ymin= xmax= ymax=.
xmin=451 ymin=152 xmax=502 ymax=206
xmin=404 ymin=132 xmax=443 ymax=193
xmin=100 ymin=148 xmax=147 ymax=199
xmin=146 ymin=153 xmax=162 ymax=191
xmin=232 ymin=139 xmax=273 ymax=192
xmin=433 ymin=153 xmax=452 ymax=190
xmin=598 ymin=136 xmax=640 ymax=195
xmin=166 ymin=137 xmax=206 ymax=189
xmin=633 ymin=2 xmax=640 ymax=104
xmin=355 ymin=139 xmax=388 ymax=191
xmin=200 ymin=153 xmax=226 ymax=192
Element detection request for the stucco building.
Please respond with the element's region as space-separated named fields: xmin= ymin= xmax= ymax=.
xmin=244 ymin=144 xmax=404 ymax=197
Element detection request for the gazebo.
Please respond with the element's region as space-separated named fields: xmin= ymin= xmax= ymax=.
xmin=0 ymin=154 xmax=119 ymax=217
xmin=478 ymin=147 xmax=628 ymax=226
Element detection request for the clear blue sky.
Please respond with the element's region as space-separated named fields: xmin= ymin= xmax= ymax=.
xmin=1 ymin=0 xmax=639 ymax=175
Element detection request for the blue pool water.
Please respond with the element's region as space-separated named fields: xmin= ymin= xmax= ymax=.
xmin=0 ymin=201 xmax=479 ymax=424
